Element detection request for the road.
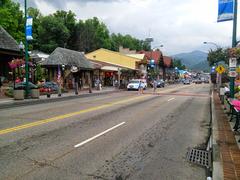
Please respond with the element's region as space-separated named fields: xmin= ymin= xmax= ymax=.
xmin=0 ymin=83 xmax=211 ymax=180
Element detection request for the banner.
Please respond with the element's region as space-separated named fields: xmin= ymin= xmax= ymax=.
xmin=217 ymin=0 xmax=234 ymax=22
xmin=26 ymin=16 xmax=33 ymax=40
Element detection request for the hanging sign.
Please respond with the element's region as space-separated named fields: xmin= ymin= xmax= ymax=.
xmin=71 ymin=66 xmax=78 ymax=73
xmin=26 ymin=16 xmax=33 ymax=41
xmin=229 ymin=57 xmax=237 ymax=68
xmin=217 ymin=0 xmax=234 ymax=22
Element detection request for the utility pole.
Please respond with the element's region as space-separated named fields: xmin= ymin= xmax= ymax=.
xmin=230 ymin=0 xmax=238 ymax=98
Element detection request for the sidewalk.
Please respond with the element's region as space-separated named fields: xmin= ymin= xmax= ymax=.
xmin=0 ymin=87 xmax=119 ymax=109
xmin=212 ymin=90 xmax=240 ymax=180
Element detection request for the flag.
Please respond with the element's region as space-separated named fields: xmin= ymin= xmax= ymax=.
xmin=217 ymin=0 xmax=234 ymax=22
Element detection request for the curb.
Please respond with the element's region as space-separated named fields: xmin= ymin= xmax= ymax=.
xmin=0 ymin=90 xmax=120 ymax=109
xmin=211 ymin=90 xmax=224 ymax=180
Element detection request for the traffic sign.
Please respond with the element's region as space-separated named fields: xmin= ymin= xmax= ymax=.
xmin=216 ymin=65 xmax=225 ymax=74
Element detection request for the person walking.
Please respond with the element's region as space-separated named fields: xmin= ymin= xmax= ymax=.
xmin=138 ymin=80 xmax=143 ymax=94
xmin=0 ymin=77 xmax=2 ymax=96
xmin=153 ymin=79 xmax=157 ymax=94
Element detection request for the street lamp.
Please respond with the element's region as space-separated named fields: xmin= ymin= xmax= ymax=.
xmin=24 ymin=0 xmax=30 ymax=98
xmin=203 ymin=42 xmax=219 ymax=49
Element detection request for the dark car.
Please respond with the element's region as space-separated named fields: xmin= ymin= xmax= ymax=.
xmin=41 ymin=82 xmax=59 ymax=91
xmin=14 ymin=82 xmax=38 ymax=90
xmin=150 ymin=80 xmax=165 ymax=88
xmin=156 ymin=80 xmax=165 ymax=88
xmin=183 ymin=79 xmax=190 ymax=85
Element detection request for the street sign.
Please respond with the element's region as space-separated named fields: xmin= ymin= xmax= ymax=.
xmin=216 ymin=65 xmax=225 ymax=74
xmin=229 ymin=67 xmax=237 ymax=77
xmin=229 ymin=57 xmax=237 ymax=68
xmin=236 ymin=66 xmax=240 ymax=73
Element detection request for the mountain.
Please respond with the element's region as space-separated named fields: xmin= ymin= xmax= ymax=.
xmin=172 ymin=50 xmax=209 ymax=71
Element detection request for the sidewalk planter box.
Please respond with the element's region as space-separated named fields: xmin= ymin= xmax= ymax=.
xmin=31 ymin=89 xmax=40 ymax=99
xmin=13 ymin=89 xmax=24 ymax=100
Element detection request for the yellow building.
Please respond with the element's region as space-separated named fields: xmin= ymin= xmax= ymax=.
xmin=85 ymin=48 xmax=140 ymax=70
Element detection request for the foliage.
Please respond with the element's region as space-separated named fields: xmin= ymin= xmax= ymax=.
xmin=0 ymin=0 xmax=24 ymax=42
xmin=110 ymin=33 xmax=150 ymax=51
xmin=1 ymin=0 xmax=151 ymax=54
xmin=172 ymin=58 xmax=186 ymax=70
xmin=35 ymin=64 xmax=43 ymax=81
xmin=207 ymin=48 xmax=228 ymax=66
xmin=38 ymin=15 xmax=70 ymax=53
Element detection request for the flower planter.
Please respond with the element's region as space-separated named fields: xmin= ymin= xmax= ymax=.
xmin=13 ymin=89 xmax=24 ymax=100
xmin=31 ymin=89 xmax=40 ymax=99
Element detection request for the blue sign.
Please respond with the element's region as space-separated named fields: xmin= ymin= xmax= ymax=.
xmin=26 ymin=16 xmax=33 ymax=41
xmin=217 ymin=0 xmax=234 ymax=22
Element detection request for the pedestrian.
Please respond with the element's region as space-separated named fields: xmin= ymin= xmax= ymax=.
xmin=0 ymin=77 xmax=2 ymax=96
xmin=138 ymin=80 xmax=144 ymax=94
xmin=153 ymin=79 xmax=157 ymax=93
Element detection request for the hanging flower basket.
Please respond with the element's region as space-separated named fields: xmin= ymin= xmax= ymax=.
xmin=8 ymin=58 xmax=33 ymax=69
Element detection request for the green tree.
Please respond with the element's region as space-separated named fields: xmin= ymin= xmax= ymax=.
xmin=53 ymin=10 xmax=76 ymax=49
xmin=207 ymin=48 xmax=228 ymax=66
xmin=38 ymin=15 xmax=70 ymax=53
xmin=0 ymin=0 xmax=24 ymax=42
xmin=173 ymin=58 xmax=186 ymax=70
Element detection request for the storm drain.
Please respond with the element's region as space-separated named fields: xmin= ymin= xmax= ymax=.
xmin=186 ymin=148 xmax=211 ymax=168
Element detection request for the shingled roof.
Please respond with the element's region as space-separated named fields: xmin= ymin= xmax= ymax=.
xmin=42 ymin=47 xmax=93 ymax=69
xmin=0 ymin=26 xmax=20 ymax=52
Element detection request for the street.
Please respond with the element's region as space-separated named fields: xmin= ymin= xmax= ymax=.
xmin=0 ymin=84 xmax=210 ymax=180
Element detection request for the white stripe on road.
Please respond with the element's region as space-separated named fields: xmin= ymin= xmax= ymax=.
xmin=167 ymin=98 xmax=175 ymax=102
xmin=74 ymin=122 xmax=126 ymax=148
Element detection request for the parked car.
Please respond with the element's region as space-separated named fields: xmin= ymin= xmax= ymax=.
xmin=195 ymin=79 xmax=202 ymax=84
xmin=183 ymin=79 xmax=190 ymax=85
xmin=39 ymin=82 xmax=59 ymax=93
xmin=127 ymin=79 xmax=147 ymax=90
xmin=14 ymin=82 xmax=38 ymax=90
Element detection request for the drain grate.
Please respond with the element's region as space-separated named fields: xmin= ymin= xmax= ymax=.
xmin=186 ymin=148 xmax=211 ymax=168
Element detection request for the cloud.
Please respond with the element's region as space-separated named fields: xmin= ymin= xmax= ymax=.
xmin=20 ymin=0 xmax=240 ymax=55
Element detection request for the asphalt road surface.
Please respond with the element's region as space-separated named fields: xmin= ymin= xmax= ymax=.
xmin=0 ymin=83 xmax=211 ymax=180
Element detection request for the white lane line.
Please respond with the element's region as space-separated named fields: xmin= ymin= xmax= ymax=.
xmin=74 ymin=122 xmax=126 ymax=148
xmin=167 ymin=98 xmax=175 ymax=102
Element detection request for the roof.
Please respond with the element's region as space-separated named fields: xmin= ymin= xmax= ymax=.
xmin=89 ymin=59 xmax=129 ymax=70
xmin=0 ymin=26 xmax=20 ymax=52
xmin=163 ymin=56 xmax=173 ymax=68
xmin=86 ymin=48 xmax=139 ymax=70
xmin=126 ymin=54 xmax=145 ymax=61
xmin=42 ymin=47 xmax=93 ymax=69
xmin=138 ymin=50 xmax=162 ymax=64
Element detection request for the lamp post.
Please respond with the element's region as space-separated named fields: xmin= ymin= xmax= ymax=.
xmin=24 ymin=0 xmax=29 ymax=98
xmin=229 ymin=0 xmax=238 ymax=98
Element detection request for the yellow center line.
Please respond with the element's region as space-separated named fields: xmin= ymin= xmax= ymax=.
xmin=0 ymin=95 xmax=150 ymax=135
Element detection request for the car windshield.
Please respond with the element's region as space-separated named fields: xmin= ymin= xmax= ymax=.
xmin=129 ymin=80 xmax=140 ymax=84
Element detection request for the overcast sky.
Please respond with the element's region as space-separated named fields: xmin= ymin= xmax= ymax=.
xmin=20 ymin=0 xmax=240 ymax=55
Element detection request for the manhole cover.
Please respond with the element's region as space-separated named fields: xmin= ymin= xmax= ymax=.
xmin=186 ymin=148 xmax=211 ymax=168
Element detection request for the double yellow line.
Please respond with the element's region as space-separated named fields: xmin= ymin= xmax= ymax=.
xmin=0 ymin=95 xmax=150 ymax=135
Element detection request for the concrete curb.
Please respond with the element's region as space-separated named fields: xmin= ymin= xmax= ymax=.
xmin=211 ymin=90 xmax=224 ymax=180
xmin=0 ymin=90 xmax=120 ymax=109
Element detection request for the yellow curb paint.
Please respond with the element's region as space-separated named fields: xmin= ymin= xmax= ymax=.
xmin=0 ymin=95 xmax=150 ymax=135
